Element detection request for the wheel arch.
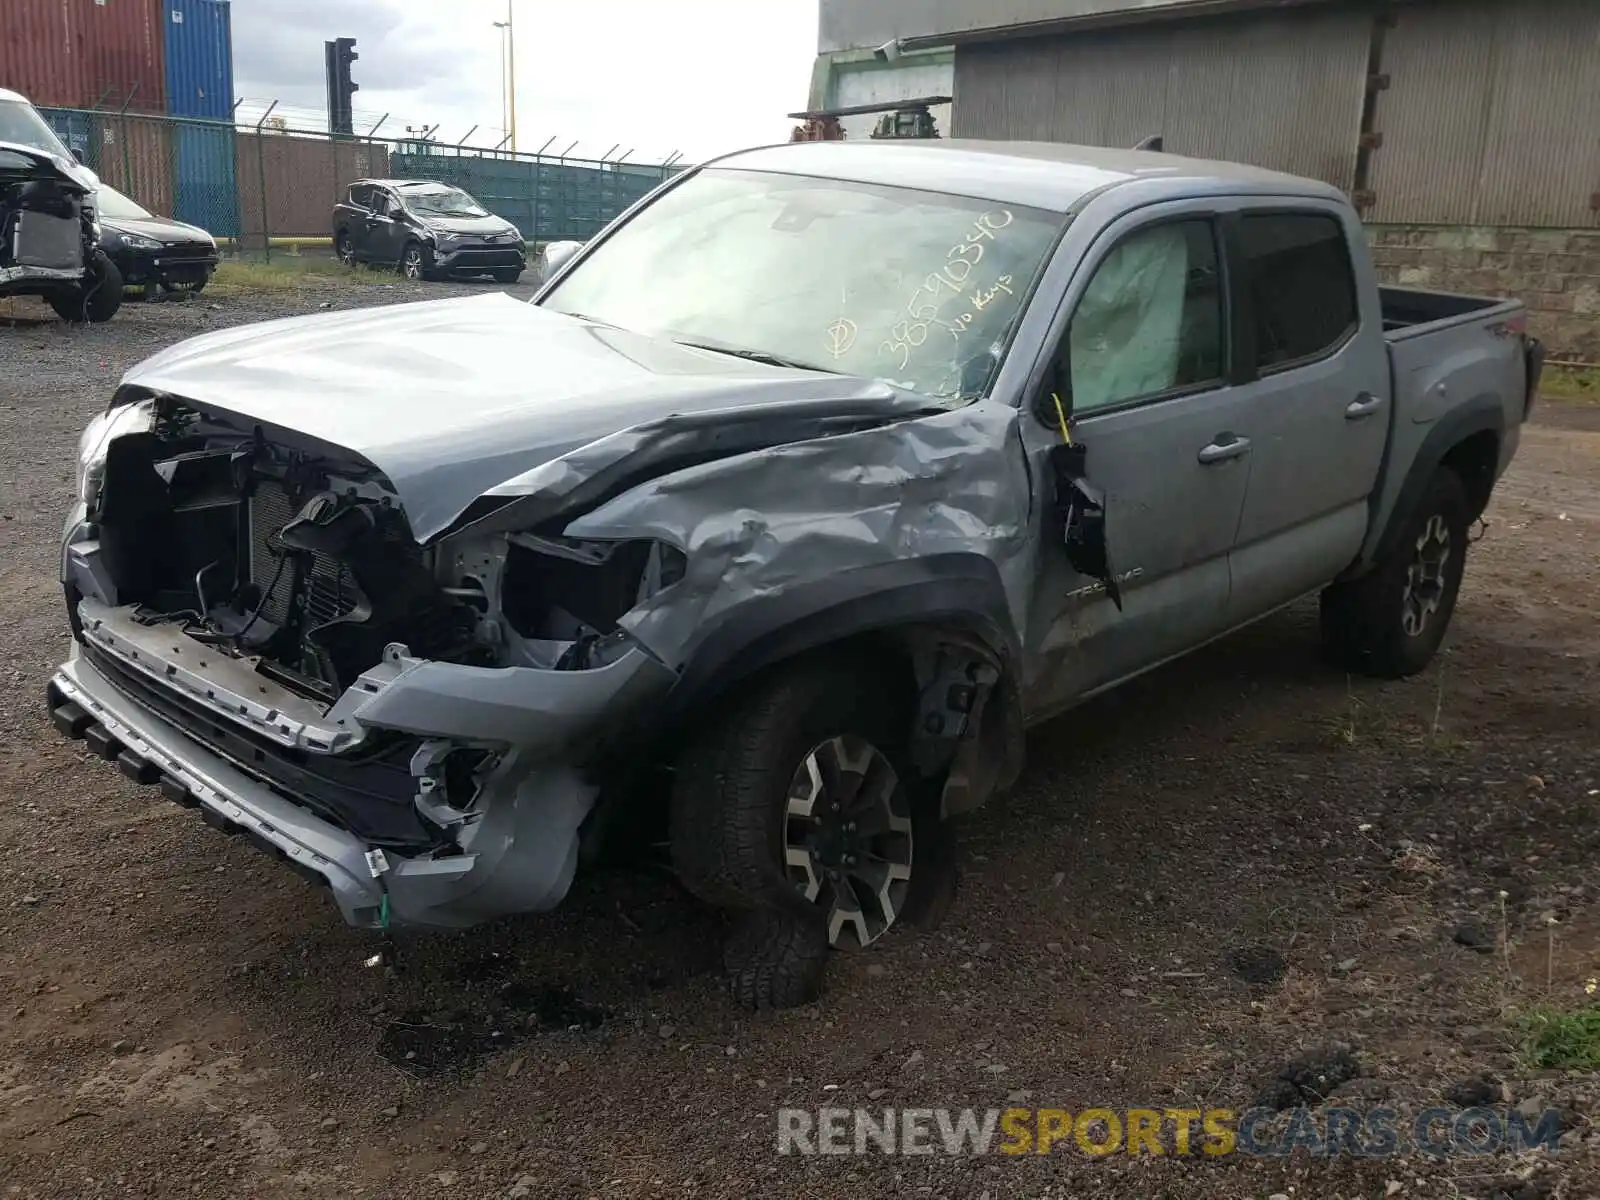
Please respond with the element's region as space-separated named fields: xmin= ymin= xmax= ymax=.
xmin=623 ymin=554 xmax=1027 ymax=814
xmin=1367 ymin=397 xmax=1504 ymax=568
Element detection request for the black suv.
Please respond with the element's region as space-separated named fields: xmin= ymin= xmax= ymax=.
xmin=333 ymin=179 xmax=525 ymax=283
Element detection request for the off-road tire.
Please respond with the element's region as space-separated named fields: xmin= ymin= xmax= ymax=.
xmin=723 ymin=908 xmax=830 ymax=1012
xmin=669 ymin=655 xmax=956 ymax=932
xmin=1319 ymin=466 xmax=1470 ymax=679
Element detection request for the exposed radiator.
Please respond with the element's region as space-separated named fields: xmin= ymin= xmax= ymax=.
xmin=247 ymin=481 xmax=362 ymax=630
xmin=14 ymin=210 xmax=81 ymax=269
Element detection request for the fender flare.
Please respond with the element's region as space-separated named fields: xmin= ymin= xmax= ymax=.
xmin=1365 ymin=397 xmax=1504 ymax=569
xmin=658 ymin=552 xmax=1022 ymax=725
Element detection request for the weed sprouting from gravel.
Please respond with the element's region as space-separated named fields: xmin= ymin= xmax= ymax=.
xmin=1519 ymin=1004 xmax=1600 ymax=1070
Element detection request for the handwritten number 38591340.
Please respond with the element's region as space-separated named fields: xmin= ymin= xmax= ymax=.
xmin=881 ymin=210 xmax=1014 ymax=370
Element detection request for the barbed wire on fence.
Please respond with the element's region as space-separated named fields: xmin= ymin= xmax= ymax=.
xmin=39 ymin=100 xmax=691 ymax=255
xmin=229 ymin=98 xmax=678 ymax=167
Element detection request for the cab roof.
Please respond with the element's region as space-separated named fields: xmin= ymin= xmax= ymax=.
xmin=705 ymin=139 xmax=1344 ymax=214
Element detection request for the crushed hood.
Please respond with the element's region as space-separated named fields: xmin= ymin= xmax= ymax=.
xmin=417 ymin=214 xmax=520 ymax=237
xmin=0 ymin=140 xmax=94 ymax=192
xmin=119 ymin=292 xmax=922 ymax=542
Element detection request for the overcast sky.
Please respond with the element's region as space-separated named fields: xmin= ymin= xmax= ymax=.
xmin=231 ymin=0 xmax=820 ymax=165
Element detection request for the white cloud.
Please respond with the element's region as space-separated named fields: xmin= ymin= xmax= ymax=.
xmin=230 ymin=0 xmax=820 ymax=164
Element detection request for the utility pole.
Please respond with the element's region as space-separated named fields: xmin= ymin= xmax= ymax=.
xmin=493 ymin=3 xmax=517 ymax=154
xmin=493 ymin=17 xmax=509 ymax=150
xmin=506 ymin=0 xmax=517 ymax=153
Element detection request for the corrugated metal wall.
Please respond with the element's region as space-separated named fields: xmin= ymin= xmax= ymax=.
xmin=164 ymin=0 xmax=234 ymax=119
xmin=1 ymin=1 xmax=86 ymax=108
xmin=0 ymin=0 xmax=165 ymax=111
xmin=947 ymin=0 xmax=1600 ymax=229
xmin=1368 ymin=0 xmax=1600 ymax=227
xmin=952 ymin=6 xmax=1371 ymax=190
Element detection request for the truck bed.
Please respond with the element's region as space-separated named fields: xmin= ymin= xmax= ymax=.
xmin=1379 ymin=285 xmax=1519 ymax=339
xmin=1354 ymin=284 xmax=1535 ymax=577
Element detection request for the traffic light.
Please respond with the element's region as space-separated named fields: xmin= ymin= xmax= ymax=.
xmin=325 ymin=37 xmax=359 ymax=135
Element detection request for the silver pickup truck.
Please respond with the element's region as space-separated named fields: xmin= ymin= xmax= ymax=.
xmin=48 ymin=140 xmax=1542 ymax=1008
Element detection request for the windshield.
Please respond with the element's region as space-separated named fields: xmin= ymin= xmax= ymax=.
xmin=0 ymin=99 xmax=74 ymax=160
xmin=539 ymin=167 xmax=1065 ymax=399
xmin=399 ymin=185 xmax=490 ymax=218
xmin=96 ymin=183 xmax=153 ymax=221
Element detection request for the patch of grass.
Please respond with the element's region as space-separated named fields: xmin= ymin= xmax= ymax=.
xmin=1539 ymin=365 xmax=1600 ymax=406
xmin=1519 ymin=1004 xmax=1600 ymax=1070
xmin=208 ymin=258 xmax=391 ymax=296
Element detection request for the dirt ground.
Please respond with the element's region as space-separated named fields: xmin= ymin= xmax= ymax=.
xmin=1 ymin=283 xmax=1597 ymax=1199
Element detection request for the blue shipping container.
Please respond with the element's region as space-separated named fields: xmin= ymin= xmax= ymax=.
xmin=164 ymin=0 xmax=233 ymax=119
xmin=174 ymin=121 xmax=240 ymax=238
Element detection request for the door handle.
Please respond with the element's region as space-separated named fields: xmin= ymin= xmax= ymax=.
xmin=1198 ymin=434 xmax=1251 ymax=465
xmin=1346 ymin=392 xmax=1385 ymax=420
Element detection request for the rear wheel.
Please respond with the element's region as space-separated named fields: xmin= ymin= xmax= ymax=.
xmin=1320 ymin=467 xmax=1470 ymax=678
xmin=671 ymin=656 xmax=957 ymax=1009
xmin=335 ymin=230 xmax=356 ymax=266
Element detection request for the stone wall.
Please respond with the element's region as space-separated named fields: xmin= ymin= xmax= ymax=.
xmin=1367 ymin=226 xmax=1600 ymax=362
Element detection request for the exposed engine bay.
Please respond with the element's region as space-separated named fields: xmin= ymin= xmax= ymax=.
xmin=88 ymin=397 xmax=686 ymax=709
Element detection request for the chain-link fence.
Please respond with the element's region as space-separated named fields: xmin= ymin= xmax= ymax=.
xmin=39 ymin=105 xmax=686 ymax=256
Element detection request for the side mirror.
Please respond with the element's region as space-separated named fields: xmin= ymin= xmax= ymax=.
xmin=541 ymin=240 xmax=583 ymax=280
xmin=70 ymin=147 xmax=85 ymax=164
xmin=1038 ymin=348 xmax=1123 ymax=611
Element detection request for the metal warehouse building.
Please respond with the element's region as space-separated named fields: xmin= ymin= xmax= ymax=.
xmin=809 ymin=0 xmax=1600 ymax=359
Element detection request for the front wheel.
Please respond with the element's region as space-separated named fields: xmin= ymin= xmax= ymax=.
xmin=48 ymin=252 xmax=123 ymax=323
xmin=399 ymin=242 xmax=433 ymax=281
xmin=670 ymin=657 xmax=956 ymax=1009
xmin=492 ymin=267 xmax=523 ymax=284
xmin=1320 ymin=466 xmax=1470 ymax=679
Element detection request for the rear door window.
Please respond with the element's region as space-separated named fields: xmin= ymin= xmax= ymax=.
xmin=348 ymin=184 xmax=373 ymax=210
xmin=1239 ymin=213 xmax=1358 ymax=372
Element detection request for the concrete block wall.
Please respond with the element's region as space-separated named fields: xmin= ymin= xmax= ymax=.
xmin=1367 ymin=226 xmax=1600 ymax=362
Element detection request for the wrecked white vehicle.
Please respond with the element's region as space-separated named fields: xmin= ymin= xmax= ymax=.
xmin=0 ymin=88 xmax=122 ymax=323
xmin=50 ymin=141 xmax=1538 ymax=1007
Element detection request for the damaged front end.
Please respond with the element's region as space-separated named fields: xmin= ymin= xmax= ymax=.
xmin=53 ymin=392 xmax=689 ymax=929
xmin=50 ymin=345 xmax=1030 ymax=936
xmin=0 ymin=141 xmax=95 ymax=293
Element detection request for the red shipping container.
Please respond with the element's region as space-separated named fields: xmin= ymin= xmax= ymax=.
xmin=0 ymin=0 xmax=165 ymax=112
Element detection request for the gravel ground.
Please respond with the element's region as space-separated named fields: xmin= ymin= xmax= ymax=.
xmin=1 ymin=283 xmax=1597 ymax=1199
